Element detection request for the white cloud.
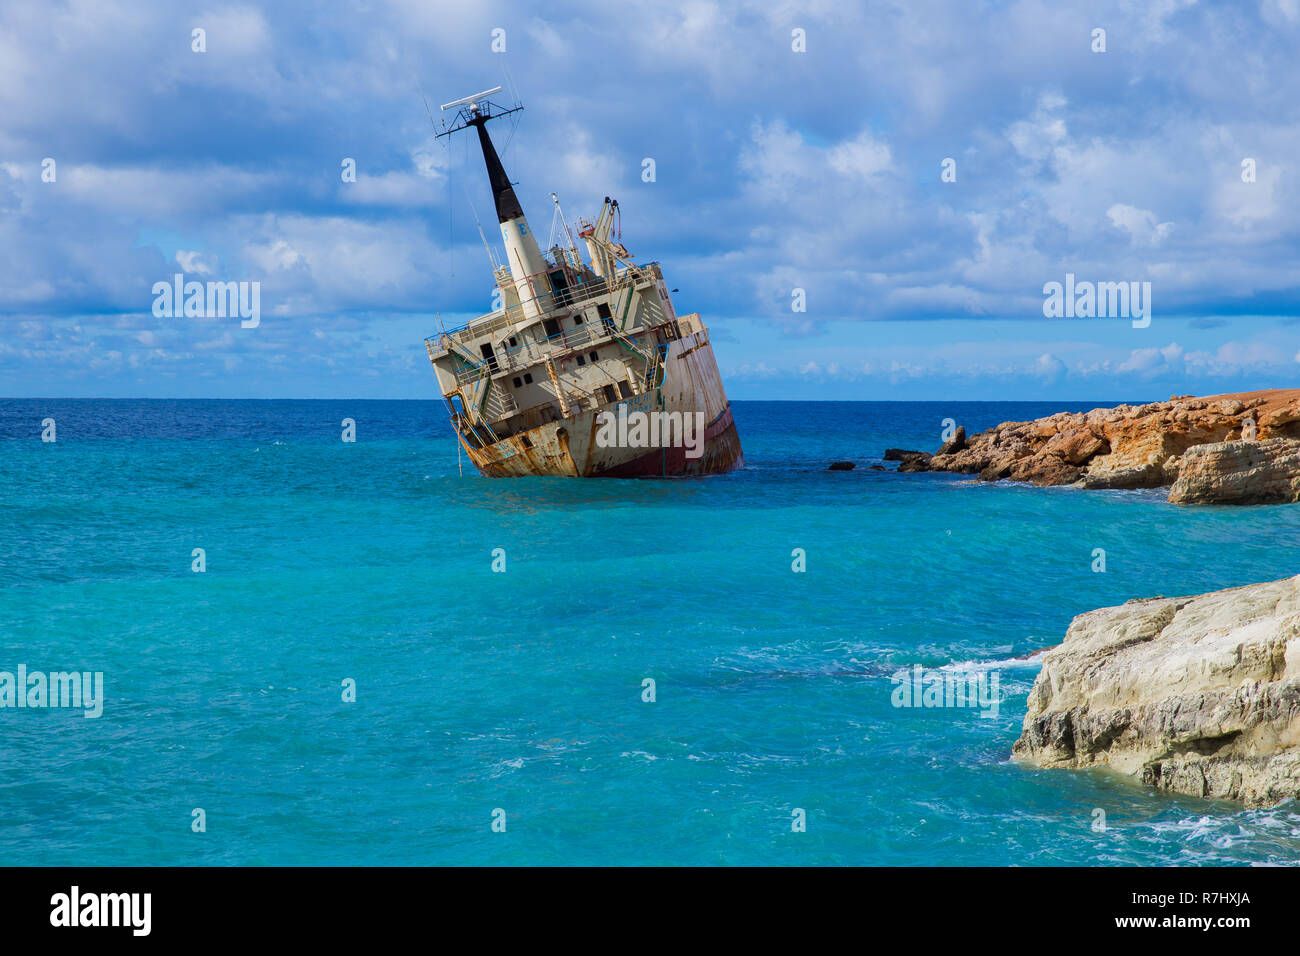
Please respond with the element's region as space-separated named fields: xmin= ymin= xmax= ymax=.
xmin=1118 ymin=342 xmax=1185 ymax=376
xmin=1034 ymin=352 xmax=1066 ymax=381
xmin=1007 ymin=92 xmax=1068 ymax=164
xmin=175 ymin=250 xmax=215 ymax=275
xmin=828 ymin=130 xmax=891 ymax=180
xmin=1106 ymin=204 xmax=1174 ymax=245
xmin=341 ymin=171 xmax=438 ymax=207
xmin=1212 ymin=164 xmax=1284 ymax=227
xmin=194 ymin=6 xmax=271 ymax=57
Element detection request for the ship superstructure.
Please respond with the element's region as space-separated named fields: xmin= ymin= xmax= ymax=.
xmin=425 ymin=88 xmax=743 ymax=477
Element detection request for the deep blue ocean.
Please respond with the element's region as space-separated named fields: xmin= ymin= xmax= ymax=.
xmin=3 ymin=399 xmax=1299 ymax=866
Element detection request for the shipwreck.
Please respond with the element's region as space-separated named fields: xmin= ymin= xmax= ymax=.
xmin=424 ymin=87 xmax=743 ymax=477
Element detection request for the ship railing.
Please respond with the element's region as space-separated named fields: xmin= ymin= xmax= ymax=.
xmin=428 ymin=274 xmax=608 ymax=346
xmin=482 ymin=382 xmax=518 ymax=420
xmin=447 ymin=316 xmax=653 ymax=389
xmin=607 ymin=322 xmax=656 ymax=364
xmin=453 ymin=379 xmax=597 ymax=447
xmin=426 ymin=263 xmax=663 ymax=354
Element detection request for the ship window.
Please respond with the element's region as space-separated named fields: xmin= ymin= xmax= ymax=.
xmin=523 ymin=373 xmax=533 ymax=384
xmin=520 ymin=435 xmax=533 ymax=448
xmin=602 ymin=385 xmax=617 ymax=404
xmin=596 ymin=302 xmax=611 ymax=319
xmin=508 ymin=336 xmax=518 ymax=347
xmin=543 ymin=318 xmax=560 ymax=338
xmin=512 ymin=377 xmax=522 ymax=388
xmin=573 ymin=314 xmax=584 ymax=326
xmin=576 ymin=355 xmax=586 ymax=366
xmin=617 ymin=381 xmax=632 ymax=399
xmin=589 ymin=351 xmax=598 ymax=363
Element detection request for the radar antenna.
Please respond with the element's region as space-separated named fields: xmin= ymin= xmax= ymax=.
xmin=435 ymin=86 xmax=523 ymax=139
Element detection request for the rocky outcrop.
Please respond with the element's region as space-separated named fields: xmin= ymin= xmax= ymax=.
xmin=1013 ymin=575 xmax=1300 ymax=807
xmin=1169 ymin=439 xmax=1300 ymax=505
xmin=912 ymin=389 xmax=1300 ymax=502
xmin=937 ymin=426 xmax=967 ymax=456
xmin=828 ymin=460 xmax=855 ymax=471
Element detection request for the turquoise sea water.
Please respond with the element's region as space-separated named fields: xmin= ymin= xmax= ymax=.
xmin=3 ymin=399 xmax=1299 ymax=866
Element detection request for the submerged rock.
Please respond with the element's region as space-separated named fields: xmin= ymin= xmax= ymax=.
xmin=896 ymin=454 xmax=933 ymax=473
xmin=883 ymin=448 xmax=933 ymax=473
xmin=1013 ymin=575 xmax=1300 ymax=807
xmin=828 ymin=461 xmax=855 ymax=471
xmin=883 ymin=448 xmax=930 ymax=460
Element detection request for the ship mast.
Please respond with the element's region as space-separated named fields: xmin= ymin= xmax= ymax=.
xmin=437 ymin=87 xmax=547 ymax=320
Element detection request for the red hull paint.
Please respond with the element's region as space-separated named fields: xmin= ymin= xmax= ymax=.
xmin=590 ymin=405 xmax=743 ymax=477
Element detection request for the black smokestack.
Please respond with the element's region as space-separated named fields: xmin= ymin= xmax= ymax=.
xmin=474 ymin=117 xmax=525 ymax=224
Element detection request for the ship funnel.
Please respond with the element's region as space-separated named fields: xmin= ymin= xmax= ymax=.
xmin=473 ymin=118 xmax=525 ymax=225
xmin=437 ymin=89 xmax=547 ymax=320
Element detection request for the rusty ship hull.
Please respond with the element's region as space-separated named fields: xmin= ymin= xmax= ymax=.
xmin=466 ymin=325 xmax=743 ymax=478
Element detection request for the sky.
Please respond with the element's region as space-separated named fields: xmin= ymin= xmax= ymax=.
xmin=1 ymin=0 xmax=1298 ymax=400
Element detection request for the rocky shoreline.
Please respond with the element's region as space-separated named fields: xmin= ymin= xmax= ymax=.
xmin=894 ymin=388 xmax=1300 ymax=505
xmin=1013 ymin=575 xmax=1300 ymax=808
xmin=881 ymin=390 xmax=1300 ymax=804
xmin=874 ymin=390 xmax=1300 ymax=804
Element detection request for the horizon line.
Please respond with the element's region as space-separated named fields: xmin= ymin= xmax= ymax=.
xmin=0 ymin=395 xmax=1159 ymax=403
